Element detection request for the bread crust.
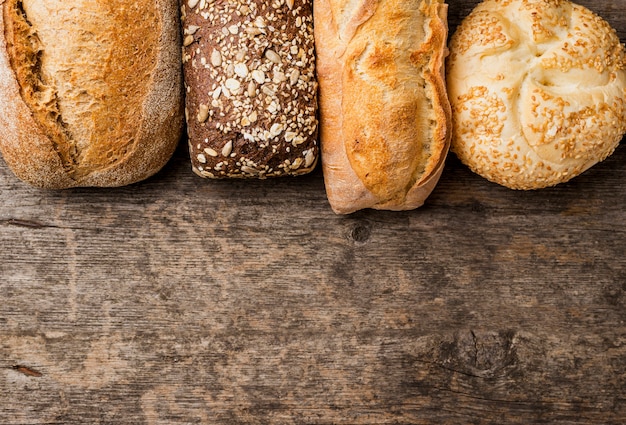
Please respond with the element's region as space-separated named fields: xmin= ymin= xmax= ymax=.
xmin=315 ymin=0 xmax=451 ymax=214
xmin=0 ymin=0 xmax=183 ymax=189
xmin=447 ymin=0 xmax=626 ymax=190
xmin=181 ymin=0 xmax=318 ymax=179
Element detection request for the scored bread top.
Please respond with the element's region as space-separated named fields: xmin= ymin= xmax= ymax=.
xmin=0 ymin=0 xmax=183 ymax=188
xmin=315 ymin=0 xmax=451 ymax=213
xmin=447 ymin=0 xmax=626 ymax=190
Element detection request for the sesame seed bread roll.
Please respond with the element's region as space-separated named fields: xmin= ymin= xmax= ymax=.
xmin=0 ymin=0 xmax=184 ymax=189
xmin=181 ymin=0 xmax=318 ymax=179
xmin=314 ymin=0 xmax=451 ymax=214
xmin=447 ymin=0 xmax=626 ymax=190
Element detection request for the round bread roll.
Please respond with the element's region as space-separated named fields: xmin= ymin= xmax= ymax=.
xmin=447 ymin=0 xmax=626 ymax=190
xmin=0 ymin=0 xmax=183 ymax=189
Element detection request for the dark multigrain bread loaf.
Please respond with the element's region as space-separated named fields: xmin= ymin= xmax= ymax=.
xmin=181 ymin=0 xmax=319 ymax=178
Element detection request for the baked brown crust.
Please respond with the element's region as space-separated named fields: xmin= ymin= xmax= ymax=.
xmin=315 ymin=0 xmax=451 ymax=214
xmin=181 ymin=0 xmax=318 ymax=179
xmin=0 ymin=0 xmax=183 ymax=188
xmin=447 ymin=0 xmax=626 ymax=190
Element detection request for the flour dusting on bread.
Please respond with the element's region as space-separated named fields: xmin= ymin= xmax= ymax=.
xmin=315 ymin=0 xmax=451 ymax=214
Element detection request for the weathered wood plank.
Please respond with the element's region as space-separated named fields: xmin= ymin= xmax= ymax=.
xmin=1 ymin=0 xmax=626 ymax=424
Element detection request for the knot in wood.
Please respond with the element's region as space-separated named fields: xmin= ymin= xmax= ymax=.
xmin=350 ymin=222 xmax=371 ymax=243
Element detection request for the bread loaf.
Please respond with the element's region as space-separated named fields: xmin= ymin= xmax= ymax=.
xmin=181 ymin=0 xmax=318 ymax=179
xmin=0 ymin=0 xmax=183 ymax=189
xmin=447 ymin=0 xmax=626 ymax=190
xmin=315 ymin=0 xmax=451 ymax=214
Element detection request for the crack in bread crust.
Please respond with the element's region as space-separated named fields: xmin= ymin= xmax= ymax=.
xmin=316 ymin=0 xmax=451 ymax=213
xmin=3 ymin=0 xmax=77 ymax=176
xmin=343 ymin=1 xmax=443 ymax=203
xmin=3 ymin=0 xmax=161 ymax=181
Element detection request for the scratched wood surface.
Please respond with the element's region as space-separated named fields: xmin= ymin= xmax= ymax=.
xmin=1 ymin=1 xmax=626 ymax=424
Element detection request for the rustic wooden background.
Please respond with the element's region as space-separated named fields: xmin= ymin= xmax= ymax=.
xmin=1 ymin=1 xmax=626 ymax=423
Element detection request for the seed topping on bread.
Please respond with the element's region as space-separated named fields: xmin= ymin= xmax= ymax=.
xmin=181 ymin=0 xmax=318 ymax=178
xmin=448 ymin=0 xmax=626 ymax=189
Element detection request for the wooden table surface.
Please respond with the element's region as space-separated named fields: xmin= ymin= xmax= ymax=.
xmin=2 ymin=1 xmax=626 ymax=424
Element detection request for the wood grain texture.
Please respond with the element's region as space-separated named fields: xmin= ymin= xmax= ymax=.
xmin=1 ymin=1 xmax=625 ymax=424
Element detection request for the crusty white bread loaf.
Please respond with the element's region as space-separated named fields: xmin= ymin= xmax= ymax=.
xmin=315 ymin=0 xmax=451 ymax=214
xmin=0 ymin=0 xmax=183 ymax=189
xmin=447 ymin=0 xmax=626 ymax=190
xmin=181 ymin=0 xmax=318 ymax=179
